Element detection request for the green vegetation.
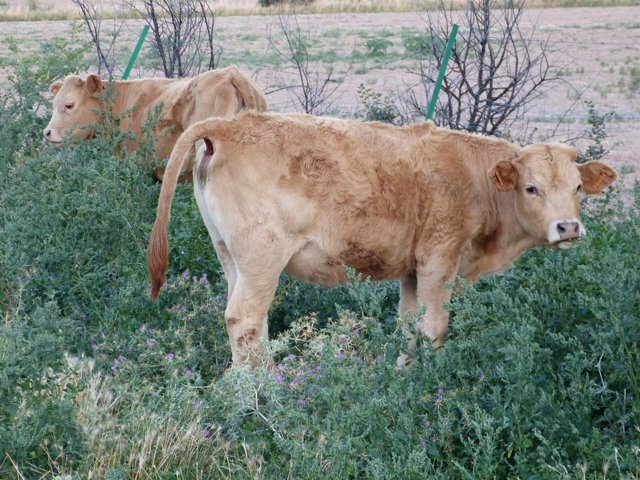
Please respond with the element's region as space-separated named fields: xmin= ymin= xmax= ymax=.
xmin=618 ymin=63 xmax=640 ymax=97
xmin=365 ymin=37 xmax=394 ymax=56
xmin=401 ymin=28 xmax=444 ymax=59
xmin=579 ymin=100 xmax=614 ymax=162
xmin=356 ymin=83 xmax=400 ymax=124
xmin=1 ymin=26 xmax=639 ymax=480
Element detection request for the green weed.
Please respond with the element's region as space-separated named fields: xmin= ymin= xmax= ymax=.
xmin=401 ymin=28 xmax=443 ymax=59
xmin=355 ymin=83 xmax=400 ymax=124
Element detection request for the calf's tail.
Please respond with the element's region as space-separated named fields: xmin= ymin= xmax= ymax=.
xmin=147 ymin=118 xmax=224 ymax=299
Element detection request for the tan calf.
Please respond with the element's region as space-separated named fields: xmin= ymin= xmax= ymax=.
xmin=147 ymin=112 xmax=617 ymax=367
xmin=43 ymin=66 xmax=267 ymax=181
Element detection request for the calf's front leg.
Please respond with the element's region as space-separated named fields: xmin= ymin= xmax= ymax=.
xmin=414 ymin=251 xmax=460 ymax=348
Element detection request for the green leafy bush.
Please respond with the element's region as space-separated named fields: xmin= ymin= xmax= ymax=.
xmin=578 ymin=100 xmax=614 ymax=163
xmin=356 ymin=83 xmax=400 ymax=124
xmin=401 ymin=29 xmax=443 ymax=58
xmin=365 ymin=37 xmax=393 ymax=56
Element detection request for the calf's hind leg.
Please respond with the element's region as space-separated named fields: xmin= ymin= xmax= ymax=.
xmin=224 ymin=271 xmax=279 ymax=367
xmin=195 ymin=211 xmax=275 ymax=367
xmin=220 ymin=228 xmax=296 ymax=367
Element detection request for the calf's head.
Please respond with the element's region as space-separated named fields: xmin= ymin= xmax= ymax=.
xmin=489 ymin=144 xmax=617 ymax=249
xmin=43 ymin=74 xmax=106 ymax=144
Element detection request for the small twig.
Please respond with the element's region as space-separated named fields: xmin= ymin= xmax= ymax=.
xmin=5 ymin=453 xmax=27 ymax=480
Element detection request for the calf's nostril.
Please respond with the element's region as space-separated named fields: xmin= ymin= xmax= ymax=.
xmin=557 ymin=221 xmax=580 ymax=240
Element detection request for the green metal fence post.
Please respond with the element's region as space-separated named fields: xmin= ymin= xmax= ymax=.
xmin=425 ymin=23 xmax=459 ymax=121
xmin=122 ymin=25 xmax=150 ymax=80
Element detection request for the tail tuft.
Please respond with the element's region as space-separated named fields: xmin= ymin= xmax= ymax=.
xmin=147 ymin=218 xmax=169 ymax=300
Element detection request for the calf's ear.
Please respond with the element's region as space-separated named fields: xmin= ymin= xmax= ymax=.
xmin=85 ymin=74 xmax=105 ymax=95
xmin=578 ymin=161 xmax=617 ymax=194
xmin=488 ymin=160 xmax=518 ymax=192
xmin=50 ymin=81 xmax=63 ymax=96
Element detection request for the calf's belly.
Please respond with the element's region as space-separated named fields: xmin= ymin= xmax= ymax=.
xmin=284 ymin=241 xmax=347 ymax=287
xmin=284 ymin=239 xmax=409 ymax=287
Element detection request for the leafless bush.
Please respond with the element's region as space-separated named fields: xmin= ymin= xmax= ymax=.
xmin=71 ymin=0 xmax=130 ymax=77
xmin=127 ymin=0 xmax=222 ymax=78
xmin=402 ymin=0 xmax=558 ymax=137
xmin=267 ymin=9 xmax=349 ymax=115
xmin=76 ymin=0 xmax=222 ymax=79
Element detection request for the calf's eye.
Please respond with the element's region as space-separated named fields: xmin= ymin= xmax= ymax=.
xmin=525 ymin=185 xmax=539 ymax=196
xmin=576 ymin=184 xmax=582 ymax=194
xmin=64 ymin=103 xmax=74 ymax=110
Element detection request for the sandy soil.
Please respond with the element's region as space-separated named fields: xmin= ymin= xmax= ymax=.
xmin=1 ymin=6 xmax=638 ymax=184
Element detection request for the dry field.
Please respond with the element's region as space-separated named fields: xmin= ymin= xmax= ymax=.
xmin=4 ymin=0 xmax=636 ymax=18
xmin=1 ymin=5 xmax=639 ymax=183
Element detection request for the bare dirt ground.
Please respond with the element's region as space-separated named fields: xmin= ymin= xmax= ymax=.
xmin=1 ymin=6 xmax=639 ymax=185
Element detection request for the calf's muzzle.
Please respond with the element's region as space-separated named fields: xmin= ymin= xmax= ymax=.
xmin=556 ymin=221 xmax=581 ymax=241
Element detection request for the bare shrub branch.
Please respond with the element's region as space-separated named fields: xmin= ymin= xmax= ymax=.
xmin=402 ymin=0 xmax=559 ymax=137
xmin=267 ymin=8 xmax=349 ymax=115
xmin=125 ymin=0 xmax=222 ymax=78
xmin=71 ymin=0 xmax=131 ymax=77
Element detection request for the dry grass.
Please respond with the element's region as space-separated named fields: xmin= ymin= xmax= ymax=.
xmin=1 ymin=0 xmax=639 ymax=21
xmin=29 ymin=356 xmax=249 ymax=479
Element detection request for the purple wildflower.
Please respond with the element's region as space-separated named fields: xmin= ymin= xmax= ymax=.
xmin=111 ymin=365 xmax=118 ymax=373
xmin=335 ymin=351 xmax=346 ymax=359
xmin=436 ymin=387 xmax=445 ymax=395
xmin=286 ymin=354 xmax=296 ymax=360
xmin=182 ymin=271 xmax=190 ymax=279
xmin=166 ymin=353 xmax=175 ymax=360
xmin=297 ymin=398 xmax=306 ymax=405
xmin=116 ymin=355 xmax=126 ymax=364
xmin=204 ymin=428 xmax=213 ymax=439
xmin=292 ymin=376 xmax=303 ymax=385
xmin=200 ymin=273 xmax=208 ymax=284
xmin=194 ymin=400 xmax=203 ymax=410
xmin=100 ymin=353 xmax=108 ymax=360
xmin=139 ymin=323 xmax=149 ymax=332
xmin=91 ymin=344 xmax=98 ymax=351
xmin=276 ymin=364 xmax=287 ymax=372
xmin=185 ymin=369 xmax=193 ymax=376
xmin=146 ymin=339 xmax=156 ymax=348
xmin=274 ymin=374 xmax=285 ymax=383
